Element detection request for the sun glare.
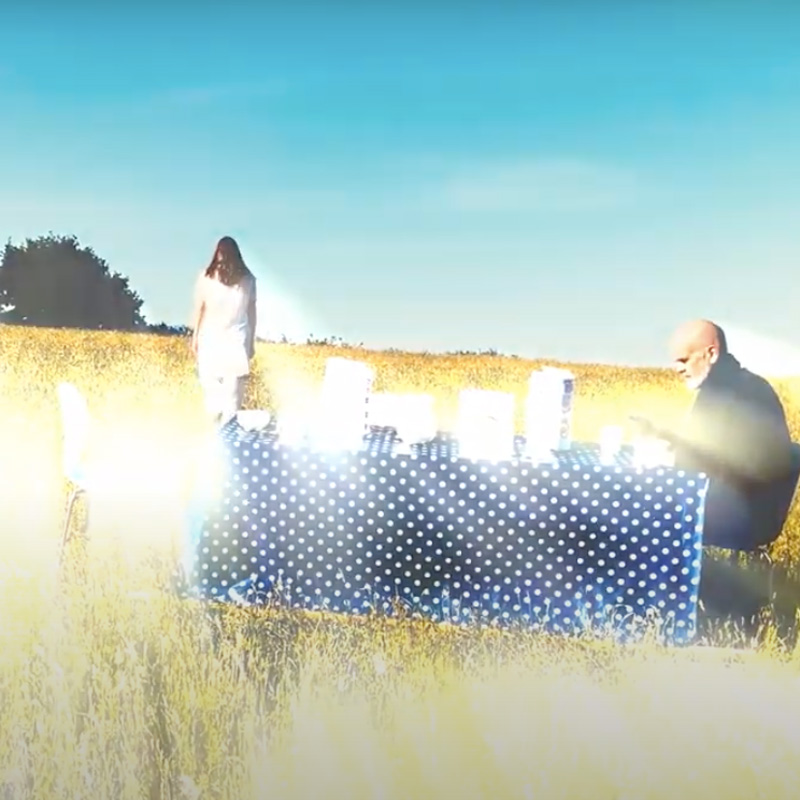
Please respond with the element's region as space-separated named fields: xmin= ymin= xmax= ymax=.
xmin=238 ymin=241 xmax=316 ymax=344
xmin=719 ymin=322 xmax=800 ymax=378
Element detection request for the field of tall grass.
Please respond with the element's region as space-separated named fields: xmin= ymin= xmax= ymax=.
xmin=2 ymin=323 xmax=800 ymax=799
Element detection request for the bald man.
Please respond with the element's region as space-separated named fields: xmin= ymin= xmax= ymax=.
xmin=669 ymin=319 xmax=731 ymax=391
xmin=641 ymin=319 xmax=795 ymax=551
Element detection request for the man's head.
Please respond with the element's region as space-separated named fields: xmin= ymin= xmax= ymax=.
xmin=669 ymin=319 xmax=728 ymax=390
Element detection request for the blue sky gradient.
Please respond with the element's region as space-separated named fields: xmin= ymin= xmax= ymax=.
xmin=2 ymin=3 xmax=800 ymax=365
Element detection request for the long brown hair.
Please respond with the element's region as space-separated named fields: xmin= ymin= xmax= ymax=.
xmin=204 ymin=236 xmax=251 ymax=287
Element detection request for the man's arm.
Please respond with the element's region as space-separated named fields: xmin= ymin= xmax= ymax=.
xmin=703 ymin=398 xmax=793 ymax=483
xmin=647 ymin=423 xmax=739 ymax=478
xmin=638 ymin=399 xmax=792 ymax=483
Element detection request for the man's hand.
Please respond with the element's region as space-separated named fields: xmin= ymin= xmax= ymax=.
xmin=629 ymin=415 xmax=673 ymax=442
xmin=190 ymin=334 xmax=199 ymax=358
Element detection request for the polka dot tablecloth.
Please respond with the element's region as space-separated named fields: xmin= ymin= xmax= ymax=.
xmin=184 ymin=420 xmax=708 ymax=643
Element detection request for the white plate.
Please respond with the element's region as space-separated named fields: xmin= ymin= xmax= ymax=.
xmin=236 ymin=410 xmax=272 ymax=431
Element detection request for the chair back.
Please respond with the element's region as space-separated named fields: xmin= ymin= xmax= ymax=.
xmin=56 ymin=382 xmax=90 ymax=484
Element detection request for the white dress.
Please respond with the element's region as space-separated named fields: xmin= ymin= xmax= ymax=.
xmin=195 ymin=271 xmax=255 ymax=380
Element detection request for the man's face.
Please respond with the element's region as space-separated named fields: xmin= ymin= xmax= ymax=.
xmin=670 ymin=341 xmax=718 ymax=390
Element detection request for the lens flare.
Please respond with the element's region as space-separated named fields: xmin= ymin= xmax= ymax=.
xmin=237 ymin=241 xmax=317 ymax=344
xmin=718 ymin=322 xmax=800 ymax=378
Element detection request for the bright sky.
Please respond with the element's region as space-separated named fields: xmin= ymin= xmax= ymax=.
xmin=2 ymin=4 xmax=800 ymax=366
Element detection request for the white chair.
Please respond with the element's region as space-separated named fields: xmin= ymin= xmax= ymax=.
xmin=56 ymin=382 xmax=91 ymax=566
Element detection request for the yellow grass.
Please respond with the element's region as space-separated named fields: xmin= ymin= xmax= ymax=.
xmin=2 ymin=323 xmax=800 ymax=799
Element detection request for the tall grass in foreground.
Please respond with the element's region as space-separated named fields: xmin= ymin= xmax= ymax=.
xmin=3 ymin=325 xmax=800 ymax=798
xmin=2 ymin=553 xmax=800 ymax=799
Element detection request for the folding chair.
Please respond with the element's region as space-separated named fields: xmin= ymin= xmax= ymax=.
xmin=56 ymin=382 xmax=91 ymax=568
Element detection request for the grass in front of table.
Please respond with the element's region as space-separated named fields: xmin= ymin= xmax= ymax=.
xmin=2 ymin=555 xmax=800 ymax=799
xmin=2 ymin=323 xmax=800 ymax=798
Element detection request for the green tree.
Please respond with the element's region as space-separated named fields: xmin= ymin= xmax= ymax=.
xmin=0 ymin=233 xmax=146 ymax=330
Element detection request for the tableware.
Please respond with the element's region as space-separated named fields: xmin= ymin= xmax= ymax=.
xmin=236 ymin=409 xmax=272 ymax=431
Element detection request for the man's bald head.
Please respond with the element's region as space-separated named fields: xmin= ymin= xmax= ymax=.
xmin=670 ymin=319 xmax=727 ymax=356
xmin=669 ymin=319 xmax=728 ymax=390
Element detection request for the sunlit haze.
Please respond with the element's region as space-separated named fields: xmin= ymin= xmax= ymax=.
xmin=2 ymin=5 xmax=800 ymax=366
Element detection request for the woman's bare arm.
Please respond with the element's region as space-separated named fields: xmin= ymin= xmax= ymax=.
xmin=246 ymin=276 xmax=257 ymax=359
xmin=190 ymin=276 xmax=206 ymax=356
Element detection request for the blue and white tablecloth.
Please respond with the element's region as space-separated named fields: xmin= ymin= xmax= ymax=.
xmin=183 ymin=421 xmax=708 ymax=643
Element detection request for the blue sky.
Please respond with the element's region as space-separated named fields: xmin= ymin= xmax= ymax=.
xmin=2 ymin=3 xmax=800 ymax=366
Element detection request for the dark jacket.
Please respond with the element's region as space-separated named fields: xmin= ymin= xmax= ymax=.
xmin=673 ymin=353 xmax=795 ymax=549
xmin=673 ymin=353 xmax=792 ymax=485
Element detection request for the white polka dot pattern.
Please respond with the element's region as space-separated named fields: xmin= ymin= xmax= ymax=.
xmin=186 ymin=421 xmax=708 ymax=643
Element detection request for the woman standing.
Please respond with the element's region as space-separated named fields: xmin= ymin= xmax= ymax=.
xmin=191 ymin=236 xmax=257 ymax=424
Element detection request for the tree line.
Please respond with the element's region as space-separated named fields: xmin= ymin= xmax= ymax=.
xmin=0 ymin=232 xmax=509 ymax=355
xmin=0 ymin=233 xmax=189 ymax=336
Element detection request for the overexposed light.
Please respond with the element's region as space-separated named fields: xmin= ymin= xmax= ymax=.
xmin=631 ymin=436 xmax=674 ymax=469
xmin=369 ymin=392 xmax=437 ymax=447
xmin=718 ymin=322 xmax=800 ymax=378
xmin=599 ymin=425 xmax=623 ymax=466
xmin=89 ymin=431 xmax=196 ymax=502
xmin=313 ymin=357 xmax=374 ymax=450
xmin=237 ymin=242 xmax=315 ymax=343
xmin=457 ymin=389 xmax=515 ymax=461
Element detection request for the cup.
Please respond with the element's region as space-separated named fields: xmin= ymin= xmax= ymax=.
xmin=599 ymin=425 xmax=623 ymax=465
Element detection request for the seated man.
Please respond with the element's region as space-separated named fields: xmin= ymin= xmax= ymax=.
xmin=637 ymin=320 xmax=799 ymax=633
xmin=641 ymin=319 xmax=795 ymax=552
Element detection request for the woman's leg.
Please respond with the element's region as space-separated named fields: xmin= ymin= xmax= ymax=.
xmin=198 ymin=371 xmax=227 ymax=426
xmin=218 ymin=376 xmax=246 ymax=424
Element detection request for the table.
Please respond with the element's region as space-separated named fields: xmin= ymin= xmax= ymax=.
xmin=183 ymin=420 xmax=708 ymax=643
